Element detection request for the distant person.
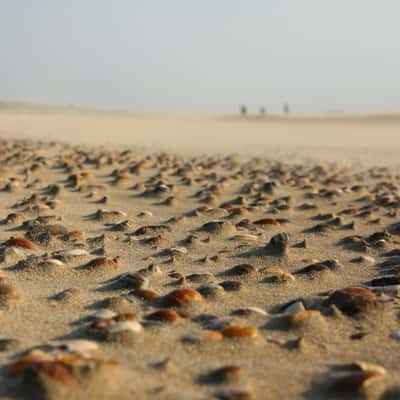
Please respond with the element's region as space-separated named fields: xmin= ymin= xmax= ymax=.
xmin=240 ymin=105 xmax=247 ymax=117
xmin=259 ymin=107 xmax=266 ymax=115
xmin=283 ymin=103 xmax=290 ymax=115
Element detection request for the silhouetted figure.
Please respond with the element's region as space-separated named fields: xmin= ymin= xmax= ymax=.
xmin=259 ymin=107 xmax=266 ymax=115
xmin=240 ymin=105 xmax=247 ymax=117
xmin=283 ymin=103 xmax=290 ymax=115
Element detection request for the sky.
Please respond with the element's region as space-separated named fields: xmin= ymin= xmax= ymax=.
xmin=1 ymin=0 xmax=400 ymax=114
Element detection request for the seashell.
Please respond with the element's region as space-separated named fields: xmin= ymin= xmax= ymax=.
xmin=10 ymin=350 xmax=53 ymax=377
xmin=39 ymin=258 xmax=65 ymax=268
xmin=351 ymin=361 xmax=387 ymax=376
xmin=134 ymin=224 xmax=171 ymax=236
xmin=161 ymin=288 xmax=203 ymax=307
xmin=219 ymin=280 xmax=242 ymax=291
xmin=84 ymin=257 xmax=119 ymax=270
xmin=4 ymin=237 xmax=37 ymax=251
xmin=94 ymin=209 xmax=127 ymax=222
xmin=222 ymin=326 xmax=258 ymax=338
xmin=225 ymin=264 xmax=255 ymax=276
xmin=282 ymin=301 xmax=305 ymax=314
xmin=330 ymin=370 xmax=386 ymax=394
xmin=350 ymin=255 xmax=376 ymax=264
xmin=115 ymin=273 xmax=149 ymax=289
xmin=106 ymin=320 xmax=143 ymax=334
xmin=253 ymin=218 xmax=279 ymax=226
xmin=268 ymin=232 xmax=290 ymax=254
xmin=168 ymin=246 xmax=188 ymax=256
xmin=326 ymin=287 xmax=384 ymax=316
xmin=186 ymin=272 xmax=216 ymax=283
xmin=100 ymin=296 xmax=132 ymax=313
xmin=261 ymin=267 xmax=295 ymax=283
xmin=231 ymin=307 xmax=267 ymax=317
xmin=130 ymin=289 xmax=159 ymax=301
xmin=145 ymin=309 xmax=181 ymax=323
xmin=53 ymin=248 xmax=90 ymax=261
xmin=5 ymin=212 xmax=24 ymax=224
xmin=288 ymin=310 xmax=322 ymax=327
xmin=199 ymin=220 xmax=236 ymax=236
xmin=295 ymin=259 xmax=341 ymax=276
xmin=182 ymin=330 xmax=223 ymax=344
xmin=197 ymin=283 xmax=225 ymax=298
xmin=114 ymin=312 xmax=139 ymax=322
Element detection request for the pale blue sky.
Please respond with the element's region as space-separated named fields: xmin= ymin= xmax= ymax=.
xmin=1 ymin=1 xmax=399 ymax=114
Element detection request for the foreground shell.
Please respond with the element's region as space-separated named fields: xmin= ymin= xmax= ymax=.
xmin=4 ymin=237 xmax=37 ymax=251
xmin=326 ymin=287 xmax=384 ymax=316
xmin=161 ymin=288 xmax=203 ymax=307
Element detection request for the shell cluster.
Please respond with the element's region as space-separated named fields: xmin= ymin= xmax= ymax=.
xmin=0 ymin=140 xmax=399 ymax=398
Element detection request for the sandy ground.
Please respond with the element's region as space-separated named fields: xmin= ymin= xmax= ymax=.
xmin=1 ymin=105 xmax=400 ymax=165
xmin=0 ymin=106 xmax=399 ymax=399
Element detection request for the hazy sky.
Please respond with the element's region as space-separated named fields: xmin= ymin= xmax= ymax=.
xmin=1 ymin=1 xmax=400 ymax=114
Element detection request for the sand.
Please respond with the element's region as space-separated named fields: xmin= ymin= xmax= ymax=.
xmin=0 ymin=104 xmax=399 ymax=399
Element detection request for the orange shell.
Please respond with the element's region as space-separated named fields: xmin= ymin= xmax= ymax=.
xmin=6 ymin=237 xmax=37 ymax=251
xmin=222 ymin=326 xmax=258 ymax=338
xmin=162 ymin=288 xmax=203 ymax=307
xmin=145 ymin=309 xmax=181 ymax=323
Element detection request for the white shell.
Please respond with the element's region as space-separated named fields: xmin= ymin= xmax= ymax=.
xmin=106 ymin=320 xmax=143 ymax=334
xmin=59 ymin=248 xmax=90 ymax=257
xmin=42 ymin=258 xmax=65 ymax=266
xmin=53 ymin=339 xmax=99 ymax=355
xmin=91 ymin=309 xmax=117 ymax=320
xmin=283 ymin=301 xmax=305 ymax=314
xmin=169 ymin=246 xmax=188 ymax=255
xmin=238 ymin=306 xmax=268 ymax=316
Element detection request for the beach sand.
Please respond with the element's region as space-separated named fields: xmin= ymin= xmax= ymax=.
xmin=0 ymin=105 xmax=399 ymax=399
